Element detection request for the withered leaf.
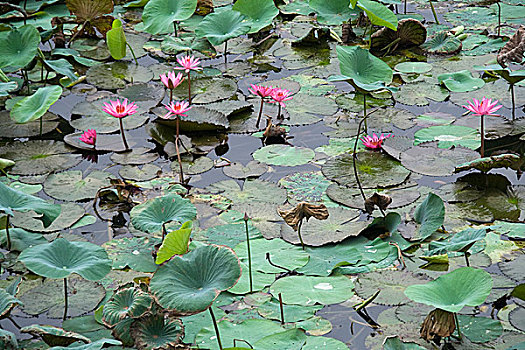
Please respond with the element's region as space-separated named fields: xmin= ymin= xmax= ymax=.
xmin=497 ymin=25 xmax=525 ymax=68
xmin=278 ymin=202 xmax=329 ymax=231
xmin=420 ymin=308 xmax=456 ymax=344
xmin=364 ymin=192 xmax=392 ymax=214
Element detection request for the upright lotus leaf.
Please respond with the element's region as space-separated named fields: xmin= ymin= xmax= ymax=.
xmin=0 ymin=181 xmax=61 ymax=227
xmin=156 ymin=221 xmax=193 ymax=264
xmin=102 ymin=287 xmax=153 ymax=327
xmin=130 ymin=193 xmax=197 ymax=234
xmin=0 ymin=288 xmax=22 ymax=318
xmin=356 ymin=0 xmax=398 ymax=30
xmin=150 ymin=244 xmax=241 ymax=315
xmin=131 ymin=313 xmax=184 ymax=349
xmin=18 ymin=238 xmax=112 ymax=280
xmin=427 ymin=228 xmax=487 ymax=256
xmin=309 ymin=0 xmax=359 ymax=25
xmin=404 ymin=267 xmax=493 ymax=313
xmin=10 ymin=86 xmax=63 ymax=124
xmin=142 ymin=0 xmax=198 ymax=34
xmin=232 ymin=0 xmax=279 ymax=33
xmin=422 ymin=32 xmax=462 ymax=55
xmin=195 ymin=10 xmax=251 ymax=46
xmin=437 ymin=70 xmax=485 ymax=92
xmin=336 ymin=45 xmax=393 ymax=86
xmin=412 ymin=193 xmax=445 ymax=241
xmin=106 ymin=19 xmax=127 ymax=60
xmin=66 ymin=0 xmax=114 ymax=36
xmin=0 ymin=25 xmax=40 ymax=71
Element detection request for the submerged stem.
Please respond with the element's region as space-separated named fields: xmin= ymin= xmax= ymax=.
xmin=297 ymin=219 xmax=305 ymax=250
xmin=209 ymin=307 xmax=223 ymax=350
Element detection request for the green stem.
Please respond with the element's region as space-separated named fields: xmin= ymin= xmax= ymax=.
xmin=174 ymin=21 xmax=178 ymax=37
xmin=256 ymin=98 xmax=264 ymax=129
xmin=464 ymin=251 xmax=470 ymax=267
xmin=209 ymin=307 xmax=223 ymax=350
xmin=429 ymin=0 xmax=439 ymax=24
xmin=188 ymin=72 xmax=192 ymax=104
xmin=244 ymin=214 xmax=253 ymax=293
xmin=5 ymin=214 xmax=11 ymax=251
xmin=454 ymin=313 xmax=462 ymax=340
xmin=126 ymin=42 xmax=138 ymax=65
xmin=480 ymin=114 xmax=484 ymax=157
xmin=119 ymin=118 xmax=130 ymax=151
xmin=353 ymin=114 xmax=370 ymax=203
xmin=63 ymin=277 xmax=68 ymax=321
xmin=363 ymin=93 xmax=368 ymax=133
xmin=297 ymin=219 xmax=305 ymax=250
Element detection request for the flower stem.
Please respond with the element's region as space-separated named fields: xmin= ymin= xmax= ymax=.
xmin=297 ymin=219 xmax=305 ymax=250
xmin=209 ymin=307 xmax=223 ymax=350
xmin=353 ymin=114 xmax=370 ymax=203
xmin=480 ymin=114 xmax=484 ymax=158
xmin=119 ymin=118 xmax=130 ymax=151
xmin=256 ymin=98 xmax=264 ymax=129
xmin=278 ymin=293 xmax=285 ymax=325
xmin=244 ymin=214 xmax=253 ymax=293
xmin=63 ymin=277 xmax=68 ymax=321
xmin=429 ymin=0 xmax=439 ymax=24
xmin=175 ymin=117 xmax=185 ymax=184
xmin=277 ymin=104 xmax=282 ymax=120
xmin=187 ymin=72 xmax=192 ymax=104
xmin=126 ymin=42 xmax=138 ymax=65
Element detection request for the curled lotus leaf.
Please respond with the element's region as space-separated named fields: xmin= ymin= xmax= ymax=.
xmin=497 ymin=25 xmax=525 ymax=67
xmin=422 ymin=32 xmax=462 ymax=55
xmin=437 ymin=70 xmax=485 ymax=93
xmin=371 ymin=18 xmax=426 ymax=53
xmin=131 ymin=313 xmax=184 ymax=350
xmin=20 ymin=324 xmax=90 ymax=347
xmin=150 ymin=244 xmax=241 ymax=315
xmin=0 ymin=288 xmax=22 ymax=318
xmin=102 ymin=287 xmax=153 ymax=327
xmin=454 ymin=154 xmax=523 ymax=173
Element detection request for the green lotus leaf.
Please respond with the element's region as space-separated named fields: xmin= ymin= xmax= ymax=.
xmin=404 ymin=267 xmax=493 ymax=313
xmin=257 ymin=299 xmax=322 ymax=322
xmin=0 ymin=227 xmax=47 ymax=251
xmin=488 ymin=221 xmax=525 ymax=239
xmin=223 ymin=161 xmax=268 ymax=179
xmin=454 ymin=154 xmax=522 ymax=174
xmin=18 ymin=238 xmax=112 ymax=280
xmin=103 ymin=236 xmax=161 ymax=272
xmin=232 ymin=0 xmax=279 ymax=33
xmin=119 ymin=164 xmax=161 ymax=181
xmin=422 ymin=32 xmax=462 ymax=55
xmin=382 ymin=336 xmax=426 ymax=350
xmin=20 ymin=324 xmax=90 ymax=347
xmin=0 ymin=329 xmax=17 ymax=350
xmin=456 ymin=314 xmax=503 ymax=343
xmin=170 ymin=77 xmax=238 ymax=105
xmin=0 ymin=82 xmax=18 ymax=97
xmin=253 ymin=328 xmax=307 ymax=350
xmin=195 ymin=9 xmax=251 ymax=46
xmin=102 ymin=287 xmax=153 ymax=327
xmin=0 ymin=287 xmax=22 ymax=318
xmin=10 ymin=86 xmax=62 ymax=124
xmin=414 ymin=125 xmax=480 ymax=150
xmin=437 ymin=70 xmax=485 ymax=92
xmin=427 ymin=228 xmax=487 ymax=256
xmin=356 ymin=0 xmax=397 ymax=30
xmin=394 ymin=62 xmax=432 ymax=74
xmin=110 ymin=147 xmax=158 ymax=165
xmin=336 ymin=45 xmax=393 ymax=86
xmin=142 ymin=0 xmax=198 ymax=35
xmin=130 ymin=313 xmax=184 ymax=349
xmin=297 ymin=242 xmax=361 ymax=277
xmin=309 ymin=0 xmax=359 ymax=25
xmin=106 ymin=19 xmax=127 ymax=60
xmin=47 ymin=339 xmax=122 ymax=350
xmin=0 ymin=180 xmax=61 ymax=225
xmin=0 ymin=25 xmax=40 ymax=71
xmin=11 ymin=203 xmax=84 ymax=233
xmin=150 ymin=244 xmax=241 ymax=315
xmin=161 ymin=35 xmax=215 ymax=56
xmin=302 ymin=336 xmax=349 ymax=350
xmin=393 ymin=81 xmax=449 ymax=106
xmin=228 ymin=262 xmax=275 ymax=294
xmin=156 ymin=221 xmax=193 ymax=264
xmin=200 ymin=222 xmax=262 ymax=248
xmin=181 ymin=306 xmax=226 ymax=344
xmin=86 ymin=62 xmax=153 ymax=90
xmin=280 ymin=0 xmax=313 ymax=15
xmin=322 ymin=152 xmax=411 ymax=189
xmin=412 ymin=193 xmax=445 ymax=241
xmin=131 ymin=193 xmax=196 ymax=234
xmin=64 ymin=132 xmax=136 ymax=152
xmin=43 ymin=170 xmax=115 ymax=201
xmin=253 ymin=144 xmax=315 ymax=167
xmin=270 ymin=275 xmax=354 ymax=306
xmin=43 ymin=58 xmax=78 ymax=81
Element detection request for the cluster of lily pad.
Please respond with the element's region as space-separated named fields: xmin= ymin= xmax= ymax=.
xmin=0 ymin=0 xmax=524 ymax=349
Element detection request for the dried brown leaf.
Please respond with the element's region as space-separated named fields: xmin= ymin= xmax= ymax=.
xmin=364 ymin=192 xmax=392 ymax=214
xmin=420 ymin=308 xmax=456 ymax=343
xmin=498 ymin=25 xmax=525 ymax=68
xmin=278 ymin=202 xmax=329 ymax=231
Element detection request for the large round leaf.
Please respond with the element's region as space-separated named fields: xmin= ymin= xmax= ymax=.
xmin=0 ymin=25 xmax=40 ymax=70
xmin=195 ymin=9 xmax=251 ymax=46
xmin=18 ymin=238 xmax=112 ymax=280
xmin=437 ymin=70 xmax=485 ymax=93
xmin=131 ymin=193 xmax=197 ymax=233
xmin=356 ymin=0 xmax=397 ymax=30
xmin=253 ymin=145 xmax=315 ymax=167
xmin=336 ymin=45 xmax=393 ymax=85
xmin=142 ymin=0 xmax=198 ymax=35
xmin=404 ymin=267 xmax=493 ymax=313
xmin=414 ymin=125 xmax=480 ymax=150
xmin=10 ymin=86 xmax=62 ymax=124
xmin=427 ymin=228 xmax=487 ymax=256
xmin=309 ymin=0 xmax=359 ymax=25
xmin=232 ymin=0 xmax=279 ymax=33
xmin=150 ymin=244 xmax=241 ymax=315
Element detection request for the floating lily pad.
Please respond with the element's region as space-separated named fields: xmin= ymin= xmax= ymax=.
xmin=228 ymin=262 xmax=276 ymax=295
xmin=297 ymin=242 xmax=361 ymax=277
xmin=20 ymin=324 xmax=90 ymax=346
xmin=437 ymin=70 xmax=485 ymax=92
xmin=281 ymin=207 xmax=365 ymax=247
xmin=393 ymin=82 xmax=449 ymax=106
xmin=207 ymin=179 xmax=287 ymax=205
xmin=11 ymin=203 xmax=85 ymax=232
xmin=119 ymin=164 xmax=161 ymax=181
xmin=43 ymin=170 xmax=114 ymax=201
xmin=223 ymin=161 xmax=268 ymax=179
xmin=200 ymin=222 xmax=261 ymax=248
xmin=509 ymin=306 xmax=525 ymax=333
xmin=253 ymin=144 xmax=315 ymax=167
xmin=171 ymin=76 xmax=238 ymax=104
xmin=86 ymin=62 xmax=153 ymax=90
xmin=110 ymin=147 xmax=159 ymax=165
xmin=284 ymin=94 xmax=339 ymax=126
xmin=394 ymin=62 xmax=432 ymax=74
xmin=18 ymin=277 xmax=105 ymax=318
xmin=279 ymin=172 xmax=333 ymax=204
xmin=0 ymin=140 xmax=81 ymax=175
xmin=0 ymin=111 xmax=59 ymax=138
xmin=103 ymin=236 xmax=161 ymax=272
xmin=270 ymin=275 xmax=354 ymax=306
xmin=414 ymin=125 xmax=480 ymax=150
xmin=322 ymin=152 xmax=411 ymax=189
xmin=64 ymin=132 xmax=136 ymax=152
xmin=457 ymin=314 xmax=503 ymax=343
xmin=155 ymin=106 xmax=229 ymax=131
xmin=422 ymin=32 xmax=462 ymax=55
xmin=400 ymin=145 xmax=479 ymax=177
xmin=175 ymin=156 xmax=214 ymax=175
xmin=368 ymin=107 xmax=416 ymax=131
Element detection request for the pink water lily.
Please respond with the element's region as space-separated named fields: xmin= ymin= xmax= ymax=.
xmin=79 ymin=129 xmax=96 ymax=146
xmin=160 ymin=71 xmax=184 ymax=90
xmin=463 ymin=97 xmax=502 ymax=116
xmin=102 ymin=98 xmax=138 ymax=119
xmin=270 ymin=88 xmax=293 ymax=107
xmin=361 ymin=133 xmax=393 ymax=149
xmin=249 ymin=84 xmax=275 ymax=99
xmin=175 ymin=55 xmax=202 ymax=73
xmin=162 ymin=101 xmax=192 ymax=119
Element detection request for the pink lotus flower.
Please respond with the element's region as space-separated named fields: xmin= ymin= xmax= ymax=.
xmin=175 ymin=55 xmax=202 ymax=73
xmin=270 ymin=88 xmax=293 ymax=107
xmin=102 ymin=99 xmax=138 ymax=119
xmin=361 ymin=133 xmax=392 ymax=149
xmin=463 ymin=97 xmax=502 ymax=116
xmin=160 ymin=71 xmax=184 ymax=90
xmin=79 ymin=129 xmax=96 ymax=146
xmin=163 ymin=101 xmax=192 ymax=119
xmin=249 ymin=84 xmax=275 ymax=98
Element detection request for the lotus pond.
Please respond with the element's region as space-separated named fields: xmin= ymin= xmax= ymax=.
xmin=0 ymin=0 xmax=524 ymax=349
